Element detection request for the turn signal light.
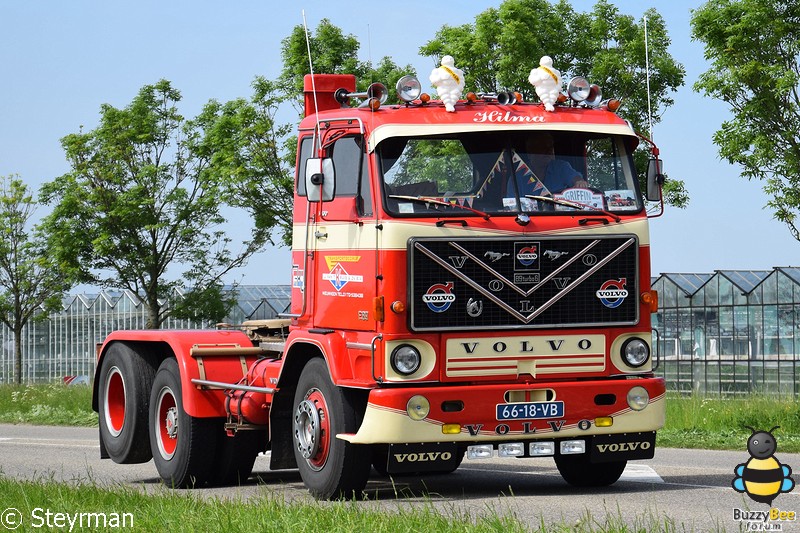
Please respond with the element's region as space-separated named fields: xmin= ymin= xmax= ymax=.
xmin=641 ymin=290 xmax=659 ymax=313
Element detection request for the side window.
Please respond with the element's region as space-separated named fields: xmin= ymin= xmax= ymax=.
xmin=296 ymin=136 xmax=313 ymax=197
xmin=331 ymin=135 xmax=372 ymax=215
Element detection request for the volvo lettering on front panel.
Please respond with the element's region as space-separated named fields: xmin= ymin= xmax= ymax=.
xmin=409 ymin=235 xmax=639 ymax=331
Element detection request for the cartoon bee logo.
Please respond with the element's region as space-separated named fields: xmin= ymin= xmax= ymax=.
xmin=732 ymin=426 xmax=795 ymax=505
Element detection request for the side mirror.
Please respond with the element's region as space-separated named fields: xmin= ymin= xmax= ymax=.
xmin=306 ymin=158 xmax=335 ymax=202
xmin=646 ymin=158 xmax=664 ymax=202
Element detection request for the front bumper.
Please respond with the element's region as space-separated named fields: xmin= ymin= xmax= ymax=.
xmin=339 ymin=376 xmax=665 ymax=444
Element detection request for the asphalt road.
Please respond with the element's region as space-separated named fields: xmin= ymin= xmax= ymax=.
xmin=1 ymin=424 xmax=799 ymax=531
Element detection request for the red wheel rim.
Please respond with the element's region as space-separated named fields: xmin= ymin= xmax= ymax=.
xmin=292 ymin=387 xmax=333 ymax=471
xmin=155 ymin=386 xmax=178 ymax=459
xmin=104 ymin=367 xmax=125 ymax=436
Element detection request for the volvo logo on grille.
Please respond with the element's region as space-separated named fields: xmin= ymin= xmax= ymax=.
xmin=596 ymin=278 xmax=629 ymax=308
xmin=514 ymin=241 xmax=541 ymax=273
xmin=422 ymin=282 xmax=456 ymax=312
xmin=516 ymin=246 xmax=538 ymax=266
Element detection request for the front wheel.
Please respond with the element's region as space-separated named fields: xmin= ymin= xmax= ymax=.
xmin=292 ymin=358 xmax=371 ymax=499
xmin=149 ymin=358 xmax=216 ymax=488
xmin=555 ymin=453 xmax=626 ymax=487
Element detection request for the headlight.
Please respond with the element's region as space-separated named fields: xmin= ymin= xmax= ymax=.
xmin=391 ymin=344 xmax=421 ymax=375
xmin=406 ymin=395 xmax=430 ymax=421
xmin=627 ymin=386 xmax=650 ymax=411
xmin=621 ymin=338 xmax=650 ymax=367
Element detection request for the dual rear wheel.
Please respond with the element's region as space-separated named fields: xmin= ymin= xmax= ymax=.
xmin=98 ymin=349 xmax=264 ymax=488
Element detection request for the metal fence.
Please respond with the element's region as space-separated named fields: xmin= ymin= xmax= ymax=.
xmin=0 ymin=286 xmax=290 ymax=384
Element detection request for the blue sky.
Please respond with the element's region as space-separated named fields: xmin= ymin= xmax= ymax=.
xmin=2 ymin=1 xmax=797 ymax=286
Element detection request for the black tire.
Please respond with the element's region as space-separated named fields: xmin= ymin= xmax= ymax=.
xmin=210 ymin=429 xmax=267 ymax=486
xmin=97 ymin=342 xmax=157 ymax=464
xmin=292 ymin=358 xmax=371 ymax=499
xmin=149 ymin=358 xmax=217 ymax=488
xmin=554 ymin=453 xmax=626 ymax=487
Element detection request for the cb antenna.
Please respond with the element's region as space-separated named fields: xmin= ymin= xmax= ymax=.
xmin=302 ymin=10 xmax=322 ymax=154
xmin=644 ymin=15 xmax=653 ymax=141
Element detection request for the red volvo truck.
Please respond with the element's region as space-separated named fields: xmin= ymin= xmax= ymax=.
xmin=93 ymin=69 xmax=667 ymax=499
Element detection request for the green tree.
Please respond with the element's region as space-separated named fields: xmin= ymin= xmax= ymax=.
xmin=420 ymin=0 xmax=688 ymax=207
xmin=40 ymin=80 xmax=276 ymax=329
xmin=692 ymin=0 xmax=800 ymax=238
xmin=194 ymin=77 xmax=295 ymax=248
xmin=279 ymin=18 xmax=415 ymax=110
xmin=0 ymin=175 xmax=71 ymax=383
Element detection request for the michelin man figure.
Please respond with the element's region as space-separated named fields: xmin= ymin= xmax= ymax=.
xmin=528 ymin=55 xmax=562 ymax=112
xmin=430 ymin=55 xmax=465 ymax=112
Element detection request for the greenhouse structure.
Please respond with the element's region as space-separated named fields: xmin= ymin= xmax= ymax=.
xmin=0 ymin=286 xmax=290 ymax=383
xmin=652 ymin=268 xmax=800 ymax=396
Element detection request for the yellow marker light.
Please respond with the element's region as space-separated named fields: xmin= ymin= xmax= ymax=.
xmin=390 ymin=300 xmax=405 ymax=314
xmin=442 ymin=423 xmax=461 ymax=434
xmin=595 ymin=417 xmax=614 ymax=427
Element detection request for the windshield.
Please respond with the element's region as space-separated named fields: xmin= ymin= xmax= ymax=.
xmin=379 ymin=131 xmax=642 ymax=216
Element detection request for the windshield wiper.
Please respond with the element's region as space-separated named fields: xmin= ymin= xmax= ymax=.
xmin=526 ymin=195 xmax=621 ymax=223
xmin=389 ymin=195 xmax=491 ymax=220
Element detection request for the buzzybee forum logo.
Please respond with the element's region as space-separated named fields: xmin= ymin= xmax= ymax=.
xmin=732 ymin=426 xmax=794 ymax=505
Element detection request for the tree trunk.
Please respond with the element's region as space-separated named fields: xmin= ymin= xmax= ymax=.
xmin=146 ymin=299 xmax=161 ymax=329
xmin=13 ymin=326 xmax=23 ymax=384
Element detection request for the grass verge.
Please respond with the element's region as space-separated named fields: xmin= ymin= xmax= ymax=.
xmin=659 ymin=393 xmax=800 ymax=452
xmin=0 ymin=476 xmax=700 ymax=533
xmin=0 ymin=383 xmax=95 ymax=426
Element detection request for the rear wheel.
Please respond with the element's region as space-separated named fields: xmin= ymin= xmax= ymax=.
xmin=149 ymin=358 xmax=216 ymax=488
xmin=555 ymin=453 xmax=626 ymax=487
xmin=97 ymin=342 xmax=157 ymax=464
xmin=292 ymin=358 xmax=371 ymax=499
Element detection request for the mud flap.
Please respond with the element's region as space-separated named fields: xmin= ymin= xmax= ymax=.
xmin=590 ymin=431 xmax=656 ymax=463
xmin=385 ymin=443 xmax=459 ymax=474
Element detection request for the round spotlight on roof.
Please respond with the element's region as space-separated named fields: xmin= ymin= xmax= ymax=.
xmin=567 ymin=76 xmax=591 ymax=103
xmin=396 ymin=75 xmax=422 ymax=103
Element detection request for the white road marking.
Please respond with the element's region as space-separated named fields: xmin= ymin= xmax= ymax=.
xmin=620 ymin=463 xmax=663 ymax=483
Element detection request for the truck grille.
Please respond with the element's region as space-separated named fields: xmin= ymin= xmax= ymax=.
xmin=409 ymin=235 xmax=639 ymax=331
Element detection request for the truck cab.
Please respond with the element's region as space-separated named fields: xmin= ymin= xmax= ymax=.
xmin=92 ymin=68 xmax=666 ymax=500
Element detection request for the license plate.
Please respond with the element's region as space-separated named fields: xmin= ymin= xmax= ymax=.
xmin=496 ymin=401 xmax=564 ymax=420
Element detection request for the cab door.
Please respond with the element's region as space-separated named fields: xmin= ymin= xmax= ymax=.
xmin=311 ymin=131 xmax=378 ymax=331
